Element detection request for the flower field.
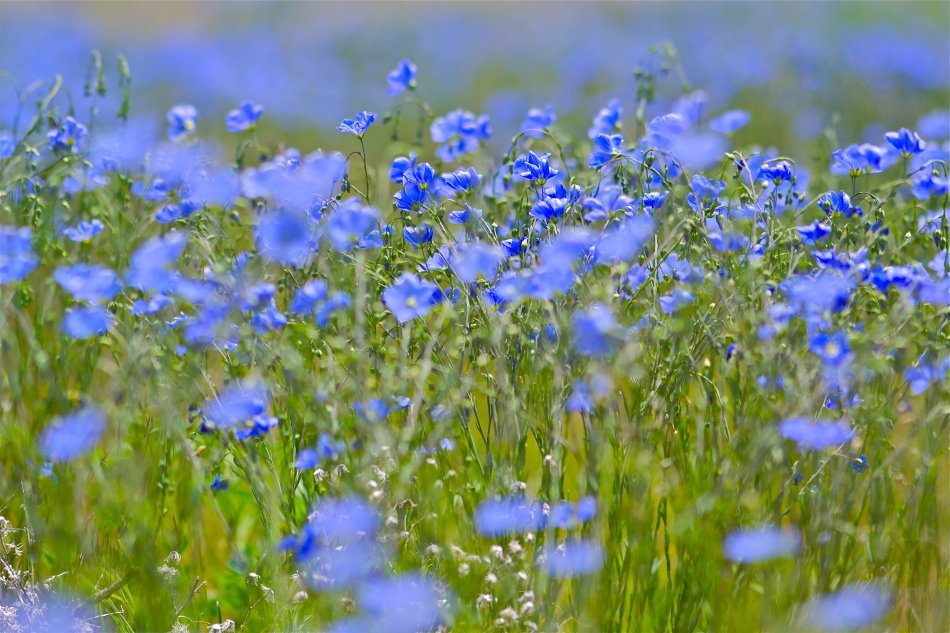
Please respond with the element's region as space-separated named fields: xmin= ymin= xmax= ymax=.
xmin=0 ymin=4 xmax=947 ymax=632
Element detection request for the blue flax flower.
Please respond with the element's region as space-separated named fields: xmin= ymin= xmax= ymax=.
xmin=475 ymin=498 xmax=545 ymax=537
xmin=256 ymin=209 xmax=314 ymax=267
xmin=588 ymin=134 xmax=626 ymax=169
xmin=202 ymin=379 xmax=270 ymax=429
xmin=47 ymin=116 xmax=88 ymax=152
xmin=520 ymin=104 xmax=556 ymax=138
xmin=54 ymin=264 xmax=122 ymax=303
xmin=802 ymin=584 xmax=892 ymax=631
xmin=883 ymin=127 xmax=925 ymax=158
xmin=225 ymin=101 xmax=264 ymax=133
xmin=382 ymin=273 xmax=441 ymax=323
xmin=514 ymin=151 xmax=558 ymax=187
xmin=337 ymin=111 xmax=376 ymax=137
xmin=588 ymin=99 xmax=622 ymax=139
xmin=166 ymin=105 xmax=197 ymax=141
xmin=41 ymin=405 xmax=106 ymax=462
xmin=63 ymin=219 xmax=104 ymax=242
xmin=572 ymin=304 xmax=617 ymax=356
xmin=1 ymin=225 xmax=38 ymax=284
xmin=778 ymin=417 xmax=853 ymax=451
xmin=541 ymin=541 xmax=604 ymax=578
xmin=387 ymin=59 xmax=417 ymax=96
xmin=722 ymin=527 xmax=801 ymax=563
xmin=63 ymin=305 xmax=112 ymax=339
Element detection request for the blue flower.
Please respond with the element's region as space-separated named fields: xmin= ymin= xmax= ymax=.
xmin=659 ymin=287 xmax=695 ymax=314
xmin=778 ymin=417 xmax=853 ymax=451
xmin=566 ymin=381 xmax=595 ymax=413
xmin=256 ymin=210 xmax=314 ymax=267
xmin=722 ymin=527 xmax=801 ymax=563
xmin=387 ymin=59 xmax=417 ymax=96
xmin=337 ymin=111 xmax=376 ymax=137
xmin=62 ymin=219 xmax=104 ymax=242
xmin=47 ymin=116 xmax=88 ymax=152
xmin=572 ymin=304 xmax=617 ymax=356
xmin=595 ymin=216 xmax=655 ymax=265
xmin=541 ymin=541 xmax=604 ymax=578
xmin=63 ymin=305 xmax=112 ymax=339
xmin=210 ymin=476 xmax=229 ymax=491
xmin=709 ymin=110 xmax=750 ymax=134
xmin=520 ymin=104 xmax=556 ymax=138
xmin=514 ymin=151 xmax=558 ymax=186
xmin=441 ymin=167 xmax=481 ymax=194
xmin=817 ymin=190 xmax=860 ymax=217
xmin=796 ymin=220 xmax=832 ymax=245
xmin=325 ymin=199 xmax=378 ymax=252
xmin=452 ymin=242 xmax=503 ymax=283
xmin=802 ymin=584 xmax=892 ymax=631
xmin=0 ymin=225 xmax=38 ymax=284
xmin=430 ymin=109 xmax=491 ymax=162
xmin=389 ymin=153 xmax=417 ymax=183
xmin=225 ymin=101 xmax=264 ymax=133
xmin=808 ymin=331 xmax=851 ymax=366
xmin=290 ymin=279 xmax=328 ymax=314
xmin=357 ymin=574 xmax=443 ymax=633
xmin=756 ymin=160 xmax=793 ymax=183
xmin=54 ymin=264 xmax=122 ymax=304
xmin=474 ymin=498 xmax=545 ymax=536
xmin=40 ymin=405 xmax=106 ymax=462
xmin=202 ymin=379 xmax=269 ymax=429
xmin=588 ymin=99 xmax=622 ymax=139
xmin=166 ymin=105 xmax=197 ymax=141
xmin=883 ymin=127 xmax=925 ymax=158
xmin=781 ymin=272 xmax=854 ymax=315
xmin=125 ymin=231 xmax=188 ymax=293
xmin=403 ymin=223 xmax=434 ymax=249
xmin=382 ymin=273 xmax=441 ymax=323
xmin=588 ymin=134 xmax=626 ymax=169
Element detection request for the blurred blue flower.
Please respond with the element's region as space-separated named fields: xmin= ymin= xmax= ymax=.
xmin=802 ymin=584 xmax=892 ymax=631
xmin=588 ymin=99 xmax=622 ymax=139
xmin=357 ymin=573 xmax=443 ymax=633
xmin=256 ymin=209 xmax=314 ymax=267
xmin=47 ymin=116 xmax=88 ymax=152
xmin=210 ymin=475 xmax=229 ymax=491
xmin=474 ymin=498 xmax=545 ymax=537
xmin=0 ymin=225 xmax=38 ymax=284
xmin=225 ymin=101 xmax=264 ymax=133
xmin=452 ymin=242 xmax=503 ymax=283
xmin=387 ymin=59 xmax=417 ymax=96
xmin=796 ymin=220 xmax=832 ymax=245
xmin=62 ymin=219 xmax=104 ymax=242
xmin=778 ymin=416 xmax=853 ymax=451
xmin=382 ymin=273 xmax=441 ymax=323
xmin=125 ymin=231 xmax=188 ymax=293
xmin=709 ymin=109 xmax=750 ymax=134
xmin=430 ymin=109 xmax=491 ymax=162
xmin=520 ymin=104 xmax=556 ymax=138
xmin=54 ymin=264 xmax=121 ymax=304
xmin=541 ymin=541 xmax=604 ymax=578
xmin=722 ymin=527 xmax=801 ymax=563
xmin=166 ymin=104 xmax=197 ymax=141
xmin=325 ymin=199 xmax=378 ymax=252
xmin=202 ymin=379 xmax=270 ymax=429
xmin=573 ymin=303 xmax=617 ymax=356
xmin=808 ymin=331 xmax=851 ymax=366
xmin=41 ymin=405 xmax=106 ymax=462
xmin=62 ymin=305 xmax=112 ymax=339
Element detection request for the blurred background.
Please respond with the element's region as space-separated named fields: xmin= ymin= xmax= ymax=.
xmin=0 ymin=2 xmax=947 ymax=153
